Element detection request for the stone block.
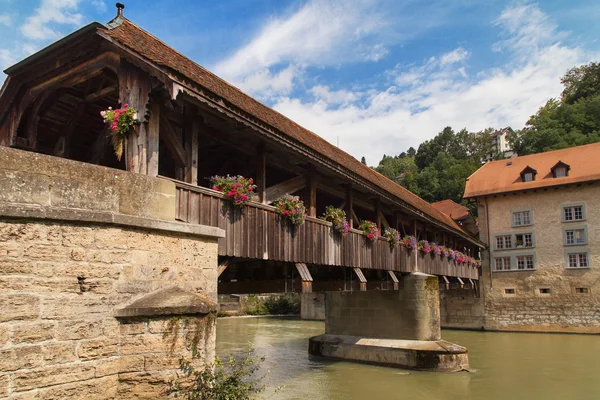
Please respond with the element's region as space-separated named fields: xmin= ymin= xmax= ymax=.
xmin=55 ymin=320 xmax=104 ymax=340
xmin=119 ymin=321 xmax=147 ymax=335
xmin=120 ymin=334 xmax=170 ymax=355
xmin=78 ymin=338 xmax=119 ymax=360
xmin=95 ymin=355 xmax=145 ymax=377
xmin=0 ymin=374 xmax=8 ymax=398
xmin=36 ymin=375 xmax=119 ymax=400
xmin=0 ymin=324 xmax=8 ymax=348
xmin=24 ymin=244 xmax=67 ymax=261
xmin=0 ymin=259 xmax=34 ymax=274
xmin=42 ymin=296 xmax=113 ymax=319
xmin=0 ymin=345 xmax=43 ymax=372
xmin=0 ymin=222 xmax=47 ymax=243
xmin=0 ymin=242 xmax=21 ymax=257
xmin=69 ymin=247 xmax=86 ymax=261
xmin=144 ymin=353 xmax=182 ymax=371
xmin=61 ymin=226 xmax=94 ymax=247
xmin=12 ymin=363 xmax=96 ymax=392
xmin=94 ymin=228 xmax=129 ymax=249
xmin=0 ymin=294 xmax=40 ymax=322
xmin=87 ymin=249 xmax=131 ymax=264
xmin=117 ymin=371 xmax=175 ymax=399
xmin=12 ymin=321 xmax=55 ymax=344
xmin=0 ymin=276 xmax=79 ymax=294
xmin=42 ymin=342 xmax=78 ymax=364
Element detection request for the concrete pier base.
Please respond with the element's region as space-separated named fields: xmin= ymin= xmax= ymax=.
xmin=309 ymin=273 xmax=469 ymax=371
xmin=309 ymin=334 xmax=469 ymax=372
xmin=301 ymin=292 xmax=325 ymax=320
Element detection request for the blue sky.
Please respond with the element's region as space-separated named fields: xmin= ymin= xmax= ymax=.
xmin=1 ymin=0 xmax=599 ymax=164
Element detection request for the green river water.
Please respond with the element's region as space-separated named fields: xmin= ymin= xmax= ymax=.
xmin=216 ymin=317 xmax=600 ymax=400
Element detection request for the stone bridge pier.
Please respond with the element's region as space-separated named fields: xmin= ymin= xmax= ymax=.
xmin=308 ymin=273 xmax=469 ymax=372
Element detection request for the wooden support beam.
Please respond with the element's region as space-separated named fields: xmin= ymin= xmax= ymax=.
xmin=160 ymin=116 xmax=187 ymax=167
xmin=443 ymin=276 xmax=450 ymax=290
xmin=375 ymin=198 xmax=382 ymax=230
xmin=307 ymin=164 xmax=317 ymax=217
xmin=295 ymin=263 xmax=313 ymax=294
xmin=218 ymin=259 xmax=231 ymax=277
xmin=317 ymin=181 xmax=375 ymax=212
xmin=147 ymin=102 xmax=160 ymax=177
xmin=53 ymin=102 xmax=87 ymax=158
xmin=388 ymin=271 xmax=399 ymax=291
xmin=265 ymin=175 xmax=306 ymax=204
xmin=85 ymin=84 xmax=118 ymax=102
xmin=184 ymin=108 xmax=199 ymax=185
xmin=256 ymin=142 xmax=266 ymax=203
xmin=457 ymin=277 xmax=464 ymax=289
xmin=345 ymin=184 xmax=354 ymax=229
xmin=353 ymin=268 xmax=367 ymax=291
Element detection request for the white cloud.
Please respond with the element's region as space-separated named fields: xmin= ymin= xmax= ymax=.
xmin=440 ymin=47 xmax=470 ymax=66
xmin=21 ymin=0 xmax=84 ymax=40
xmin=267 ymin=3 xmax=593 ymax=165
xmin=0 ymin=14 xmax=12 ymax=27
xmin=91 ymin=0 xmax=106 ymax=13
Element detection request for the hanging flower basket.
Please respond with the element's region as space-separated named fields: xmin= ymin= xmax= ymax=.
xmin=359 ymin=220 xmax=379 ymax=242
xmin=272 ymin=194 xmax=306 ymax=225
xmin=101 ymin=104 xmax=139 ymax=161
xmin=210 ymin=175 xmax=256 ymax=207
xmin=383 ymin=228 xmax=400 ymax=249
xmin=431 ymin=243 xmax=441 ymax=256
xmin=417 ymin=240 xmax=431 ymax=254
xmin=441 ymin=246 xmax=450 ymax=258
xmin=402 ymin=235 xmax=417 ymax=250
xmin=321 ymin=206 xmax=351 ymax=236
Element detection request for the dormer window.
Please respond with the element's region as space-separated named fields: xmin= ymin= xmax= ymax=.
xmin=520 ymin=166 xmax=537 ymax=182
xmin=551 ymin=161 xmax=570 ymax=178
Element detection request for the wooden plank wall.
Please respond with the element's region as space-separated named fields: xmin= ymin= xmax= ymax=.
xmin=175 ymin=182 xmax=479 ymax=280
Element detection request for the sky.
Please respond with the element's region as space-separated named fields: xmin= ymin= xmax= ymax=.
xmin=1 ymin=0 xmax=599 ymax=165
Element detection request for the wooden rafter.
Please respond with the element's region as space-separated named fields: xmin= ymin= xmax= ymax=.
xmin=160 ymin=116 xmax=187 ymax=167
xmin=265 ymin=175 xmax=306 ymax=204
xmin=85 ymin=84 xmax=118 ymax=102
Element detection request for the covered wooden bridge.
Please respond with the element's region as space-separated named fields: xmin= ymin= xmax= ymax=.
xmin=0 ymin=6 xmax=483 ymax=294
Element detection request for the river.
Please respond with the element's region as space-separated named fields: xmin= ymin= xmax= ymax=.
xmin=216 ymin=317 xmax=600 ymax=400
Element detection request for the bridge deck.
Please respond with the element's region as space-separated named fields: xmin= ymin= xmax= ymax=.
xmin=174 ymin=181 xmax=479 ymax=280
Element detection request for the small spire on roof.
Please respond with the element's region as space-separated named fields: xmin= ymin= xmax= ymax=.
xmin=116 ymin=3 xmax=125 ymax=18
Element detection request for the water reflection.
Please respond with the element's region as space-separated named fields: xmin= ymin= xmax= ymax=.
xmin=216 ymin=317 xmax=600 ymax=400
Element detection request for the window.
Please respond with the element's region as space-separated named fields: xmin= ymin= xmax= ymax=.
xmin=496 ymin=235 xmax=512 ymax=250
xmin=494 ymin=257 xmax=511 ymax=271
xmin=504 ymin=288 xmax=515 ymax=295
xmin=515 ymin=233 xmax=533 ymax=248
xmin=563 ymin=205 xmax=585 ymax=222
xmin=575 ymin=288 xmax=589 ymax=294
xmin=517 ymin=255 xmax=534 ymax=270
xmin=539 ymin=288 xmax=551 ymax=295
xmin=565 ymin=229 xmax=586 ymax=245
xmin=554 ymin=167 xmax=567 ymax=177
xmin=513 ymin=210 xmax=532 ymax=226
xmin=523 ymin=172 xmax=534 ymax=182
xmin=567 ymin=252 xmax=589 ymax=268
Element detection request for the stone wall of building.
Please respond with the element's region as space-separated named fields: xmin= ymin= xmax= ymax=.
xmin=439 ymin=285 xmax=485 ymax=330
xmin=478 ymin=183 xmax=600 ymax=333
xmin=0 ymin=147 xmax=224 ymax=399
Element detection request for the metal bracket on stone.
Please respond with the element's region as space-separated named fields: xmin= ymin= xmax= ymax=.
xmin=114 ymin=286 xmax=218 ymax=319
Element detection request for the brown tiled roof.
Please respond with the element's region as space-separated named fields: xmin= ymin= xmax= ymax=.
xmin=431 ymin=200 xmax=470 ymax=220
xmin=99 ymin=19 xmax=471 ymax=238
xmin=464 ymin=142 xmax=600 ymax=198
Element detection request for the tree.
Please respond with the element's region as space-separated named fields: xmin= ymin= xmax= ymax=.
xmin=561 ymin=62 xmax=600 ymax=104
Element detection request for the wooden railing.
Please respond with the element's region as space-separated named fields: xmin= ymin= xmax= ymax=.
xmin=173 ymin=180 xmax=478 ymax=280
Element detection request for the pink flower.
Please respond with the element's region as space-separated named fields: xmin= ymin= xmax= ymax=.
xmin=123 ymin=104 xmax=129 ymax=108
xmin=110 ymin=123 xmax=117 ymax=131
xmin=212 ymin=186 xmax=219 ymax=191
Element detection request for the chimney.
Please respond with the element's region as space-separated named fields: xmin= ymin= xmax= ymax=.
xmin=116 ymin=3 xmax=125 ymax=18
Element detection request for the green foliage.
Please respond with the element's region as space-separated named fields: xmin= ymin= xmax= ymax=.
xmin=264 ymin=294 xmax=300 ymax=315
xmin=171 ymin=345 xmax=268 ymax=400
xmin=245 ymin=295 xmax=268 ymax=315
xmin=245 ymin=294 xmax=300 ymax=315
xmin=272 ymin=194 xmax=306 ymax=225
xmin=561 ymin=62 xmax=600 ymax=104
xmin=320 ymin=206 xmax=351 ymax=236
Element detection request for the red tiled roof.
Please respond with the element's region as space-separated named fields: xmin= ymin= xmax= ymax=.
xmin=464 ymin=142 xmax=600 ymax=198
xmin=431 ymin=200 xmax=470 ymax=220
xmin=99 ymin=19 xmax=471 ymax=238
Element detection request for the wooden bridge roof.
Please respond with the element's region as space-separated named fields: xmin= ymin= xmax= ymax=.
xmin=2 ymin=16 xmax=482 ymax=247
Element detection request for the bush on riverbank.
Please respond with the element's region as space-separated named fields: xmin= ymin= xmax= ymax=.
xmin=245 ymin=294 xmax=300 ymax=316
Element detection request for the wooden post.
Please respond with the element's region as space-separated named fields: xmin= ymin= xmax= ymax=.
xmin=345 ymin=184 xmax=354 ymax=229
xmin=184 ymin=108 xmax=199 ymax=185
xmin=375 ymin=198 xmax=382 ymax=230
xmin=256 ymin=143 xmax=266 ymax=203
xmin=147 ymin=102 xmax=160 ymax=177
xmin=307 ymin=164 xmax=317 ymax=217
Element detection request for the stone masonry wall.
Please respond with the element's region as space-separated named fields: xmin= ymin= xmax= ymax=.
xmin=478 ymin=184 xmax=600 ymax=333
xmin=0 ymin=147 xmax=224 ymax=399
xmin=439 ymin=285 xmax=485 ymax=330
xmin=0 ymin=219 xmax=219 ymax=399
